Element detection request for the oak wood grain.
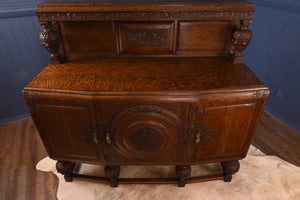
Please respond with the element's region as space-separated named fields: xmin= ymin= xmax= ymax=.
xmin=25 ymin=57 xmax=265 ymax=93
xmin=36 ymin=1 xmax=255 ymax=13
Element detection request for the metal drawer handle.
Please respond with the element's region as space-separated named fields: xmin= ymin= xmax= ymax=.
xmin=195 ymin=132 xmax=201 ymax=144
xmin=106 ymin=132 xmax=112 ymax=144
xmin=93 ymin=132 xmax=98 ymax=144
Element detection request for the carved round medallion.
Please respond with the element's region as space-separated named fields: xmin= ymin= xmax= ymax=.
xmin=130 ymin=127 xmax=163 ymax=152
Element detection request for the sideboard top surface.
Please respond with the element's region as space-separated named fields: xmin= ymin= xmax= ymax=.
xmin=37 ymin=0 xmax=254 ymax=13
xmin=25 ymin=57 xmax=265 ymax=94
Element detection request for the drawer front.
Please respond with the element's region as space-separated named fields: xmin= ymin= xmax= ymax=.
xmin=118 ymin=22 xmax=175 ymax=54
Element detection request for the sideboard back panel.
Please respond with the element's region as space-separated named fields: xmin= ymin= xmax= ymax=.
xmin=57 ymin=20 xmax=237 ymax=58
xmin=177 ymin=21 xmax=232 ymax=56
xmin=60 ymin=21 xmax=116 ymax=56
xmin=118 ymin=22 xmax=175 ymax=54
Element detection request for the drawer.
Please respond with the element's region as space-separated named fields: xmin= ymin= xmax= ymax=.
xmin=118 ymin=22 xmax=175 ymax=54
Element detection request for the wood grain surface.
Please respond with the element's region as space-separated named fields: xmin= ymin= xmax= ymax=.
xmin=36 ymin=1 xmax=254 ymax=13
xmin=0 ymin=119 xmax=58 ymax=200
xmin=25 ymin=57 xmax=265 ymax=93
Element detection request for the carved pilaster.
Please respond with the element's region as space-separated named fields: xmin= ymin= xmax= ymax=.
xmin=56 ymin=160 xmax=76 ymax=182
xmin=40 ymin=21 xmax=66 ymax=64
xmin=175 ymin=165 xmax=191 ymax=187
xmin=230 ymin=20 xmax=253 ymax=64
xmin=105 ymin=166 xmax=120 ymax=187
xmin=221 ymin=160 xmax=240 ymax=182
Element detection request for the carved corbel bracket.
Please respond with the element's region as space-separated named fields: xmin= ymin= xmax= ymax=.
xmin=40 ymin=21 xmax=66 ymax=64
xmin=229 ymin=20 xmax=253 ymax=64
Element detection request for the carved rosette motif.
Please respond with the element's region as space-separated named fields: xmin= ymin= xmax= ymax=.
xmin=126 ymin=30 xmax=168 ymax=47
xmin=112 ymin=105 xmax=181 ymax=160
xmin=40 ymin=21 xmax=66 ymax=64
xmin=253 ymin=90 xmax=268 ymax=97
xmin=130 ymin=127 xmax=164 ymax=152
xmin=230 ymin=20 xmax=253 ymax=63
xmin=37 ymin=11 xmax=254 ymax=21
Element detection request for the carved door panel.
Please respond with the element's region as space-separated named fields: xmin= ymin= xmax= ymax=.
xmin=96 ymin=98 xmax=200 ymax=165
xmin=189 ymin=102 xmax=258 ymax=163
xmin=35 ymin=104 xmax=103 ymax=162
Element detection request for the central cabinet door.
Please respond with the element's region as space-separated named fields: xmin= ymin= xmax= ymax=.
xmin=96 ymin=98 xmax=198 ymax=165
xmin=112 ymin=105 xmax=181 ymax=161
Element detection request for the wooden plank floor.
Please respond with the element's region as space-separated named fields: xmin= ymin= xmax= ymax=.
xmin=0 ymin=112 xmax=299 ymax=200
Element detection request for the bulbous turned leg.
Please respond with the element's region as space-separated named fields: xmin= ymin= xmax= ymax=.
xmin=56 ymin=160 xmax=76 ymax=182
xmin=105 ymin=166 xmax=120 ymax=187
xmin=221 ymin=160 xmax=240 ymax=182
xmin=175 ymin=165 xmax=191 ymax=187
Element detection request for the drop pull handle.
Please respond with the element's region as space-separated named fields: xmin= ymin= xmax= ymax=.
xmin=195 ymin=132 xmax=201 ymax=144
xmin=93 ymin=132 xmax=98 ymax=144
xmin=106 ymin=132 xmax=112 ymax=144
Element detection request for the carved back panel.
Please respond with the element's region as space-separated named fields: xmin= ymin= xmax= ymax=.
xmin=36 ymin=1 xmax=254 ymax=63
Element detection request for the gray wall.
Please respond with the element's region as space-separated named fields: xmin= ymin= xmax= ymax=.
xmin=0 ymin=0 xmax=300 ymax=134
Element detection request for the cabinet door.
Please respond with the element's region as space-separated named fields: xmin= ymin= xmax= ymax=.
xmin=95 ymin=97 xmax=198 ymax=165
xmin=107 ymin=105 xmax=182 ymax=164
xmin=35 ymin=104 xmax=101 ymax=162
xmin=190 ymin=103 xmax=258 ymax=162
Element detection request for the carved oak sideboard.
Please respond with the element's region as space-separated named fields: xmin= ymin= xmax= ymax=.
xmin=23 ymin=0 xmax=270 ymax=187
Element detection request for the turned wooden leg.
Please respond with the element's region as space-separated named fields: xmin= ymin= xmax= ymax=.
xmin=105 ymin=166 xmax=120 ymax=187
xmin=56 ymin=160 xmax=76 ymax=182
xmin=221 ymin=160 xmax=240 ymax=182
xmin=175 ymin=165 xmax=191 ymax=187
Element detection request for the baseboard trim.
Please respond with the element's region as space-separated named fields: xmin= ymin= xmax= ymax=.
xmin=0 ymin=114 xmax=31 ymax=126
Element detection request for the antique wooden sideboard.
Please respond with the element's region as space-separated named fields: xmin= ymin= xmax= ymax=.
xmin=23 ymin=0 xmax=270 ymax=187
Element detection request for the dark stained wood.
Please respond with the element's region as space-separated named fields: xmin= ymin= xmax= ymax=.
xmin=72 ymin=173 xmax=224 ymax=185
xmin=0 ymin=112 xmax=299 ymax=198
xmin=22 ymin=0 xmax=269 ymax=187
xmin=0 ymin=119 xmax=58 ymax=200
xmin=36 ymin=1 xmax=254 ymax=61
xmin=220 ymin=160 xmax=240 ymax=182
